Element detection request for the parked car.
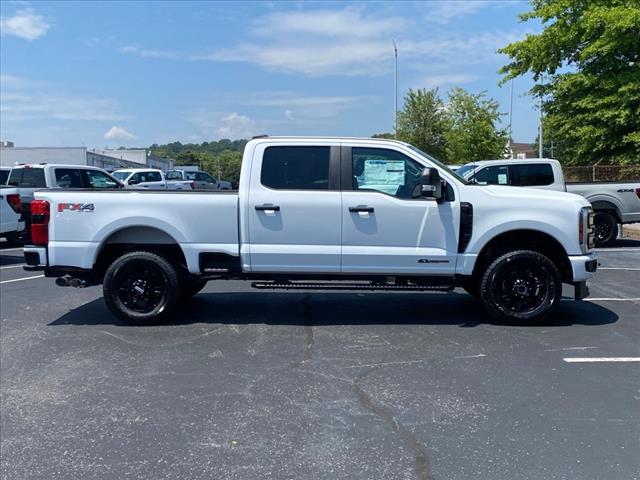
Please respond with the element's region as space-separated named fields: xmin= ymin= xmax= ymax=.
xmin=0 ymin=167 xmax=11 ymax=185
xmin=112 ymin=169 xmax=193 ymax=190
xmin=7 ymin=164 xmax=122 ymax=229
xmin=25 ymin=136 xmax=596 ymax=325
xmin=457 ymin=158 xmax=640 ymax=246
xmin=0 ymin=186 xmax=25 ymax=244
xmin=166 ymin=169 xmax=232 ymax=190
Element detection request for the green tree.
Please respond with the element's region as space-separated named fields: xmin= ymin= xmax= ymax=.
xmin=499 ymin=0 xmax=640 ymax=165
xmin=444 ymin=88 xmax=508 ymax=164
xmin=396 ymin=88 xmax=449 ymax=160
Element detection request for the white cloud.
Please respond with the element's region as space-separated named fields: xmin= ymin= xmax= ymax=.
xmin=253 ymin=8 xmax=406 ymax=38
xmin=1 ymin=74 xmax=124 ymax=122
xmin=104 ymin=126 xmax=137 ymax=140
xmin=216 ymin=113 xmax=258 ymax=139
xmin=117 ymin=5 xmax=524 ymax=78
xmin=248 ymin=94 xmax=363 ymax=118
xmin=284 ymin=109 xmax=294 ymax=120
xmin=414 ymin=73 xmax=478 ymax=90
xmin=0 ymin=9 xmax=50 ymax=41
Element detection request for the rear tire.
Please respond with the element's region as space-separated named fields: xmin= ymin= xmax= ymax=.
xmin=479 ymin=250 xmax=561 ymax=324
xmin=593 ymin=212 xmax=618 ymax=247
xmin=103 ymin=251 xmax=179 ymax=325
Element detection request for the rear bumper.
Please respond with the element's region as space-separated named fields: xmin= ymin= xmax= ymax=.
xmin=23 ymin=245 xmax=47 ymax=268
xmin=569 ymin=251 xmax=598 ymax=282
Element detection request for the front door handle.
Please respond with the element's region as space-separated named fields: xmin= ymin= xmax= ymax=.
xmin=255 ymin=204 xmax=280 ymax=212
xmin=349 ymin=205 xmax=374 ymax=213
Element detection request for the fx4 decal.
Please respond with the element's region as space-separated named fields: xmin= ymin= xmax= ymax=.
xmin=57 ymin=203 xmax=95 ymax=213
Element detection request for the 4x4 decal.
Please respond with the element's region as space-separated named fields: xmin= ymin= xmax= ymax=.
xmin=57 ymin=203 xmax=94 ymax=213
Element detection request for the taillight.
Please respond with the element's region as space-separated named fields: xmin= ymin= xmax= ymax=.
xmin=30 ymin=200 xmax=50 ymax=246
xmin=6 ymin=194 xmax=21 ymax=214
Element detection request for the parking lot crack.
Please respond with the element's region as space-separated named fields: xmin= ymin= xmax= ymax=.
xmin=353 ymin=366 xmax=432 ymax=480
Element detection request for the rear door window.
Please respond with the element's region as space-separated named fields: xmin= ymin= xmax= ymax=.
xmin=54 ymin=169 xmax=86 ymax=188
xmin=8 ymin=168 xmax=46 ymax=187
xmin=132 ymin=171 xmax=162 ymax=183
xmin=261 ymin=146 xmax=330 ymax=190
xmin=509 ymin=163 xmax=554 ymax=186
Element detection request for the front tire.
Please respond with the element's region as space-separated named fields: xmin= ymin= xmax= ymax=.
xmin=479 ymin=250 xmax=562 ymax=324
xmin=103 ymin=251 xmax=180 ymax=325
xmin=593 ymin=212 xmax=618 ymax=247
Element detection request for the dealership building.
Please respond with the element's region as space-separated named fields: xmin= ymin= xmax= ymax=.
xmin=0 ymin=144 xmax=174 ymax=171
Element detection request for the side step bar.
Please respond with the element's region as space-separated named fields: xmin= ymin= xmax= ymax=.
xmin=251 ymin=281 xmax=454 ymax=292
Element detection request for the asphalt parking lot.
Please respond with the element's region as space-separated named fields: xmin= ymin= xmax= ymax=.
xmin=1 ymin=241 xmax=638 ymax=480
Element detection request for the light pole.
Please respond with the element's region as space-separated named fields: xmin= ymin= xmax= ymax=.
xmin=393 ymin=40 xmax=398 ymax=134
xmin=538 ymin=75 xmax=544 ymax=158
xmin=508 ymin=78 xmax=514 ymax=158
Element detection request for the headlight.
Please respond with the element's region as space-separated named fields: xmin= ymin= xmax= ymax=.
xmin=579 ymin=206 xmax=594 ymax=253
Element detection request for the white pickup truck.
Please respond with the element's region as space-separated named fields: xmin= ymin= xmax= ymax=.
xmin=0 ymin=186 xmax=25 ymax=244
xmin=111 ymin=169 xmax=194 ymax=190
xmin=24 ymin=137 xmax=597 ymax=325
xmin=457 ymin=158 xmax=640 ymax=246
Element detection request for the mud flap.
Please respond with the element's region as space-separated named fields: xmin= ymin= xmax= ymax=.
xmin=574 ymin=281 xmax=590 ymax=301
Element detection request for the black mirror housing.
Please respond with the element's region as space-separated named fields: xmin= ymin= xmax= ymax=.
xmin=420 ymin=167 xmax=443 ymax=201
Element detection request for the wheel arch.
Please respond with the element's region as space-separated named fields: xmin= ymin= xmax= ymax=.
xmin=589 ymin=200 xmax=621 ymax=222
xmin=93 ymin=226 xmax=188 ymax=279
xmin=471 ymin=229 xmax=572 ymax=283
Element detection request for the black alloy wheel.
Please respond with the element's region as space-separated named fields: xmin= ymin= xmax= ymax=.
xmin=480 ymin=250 xmax=561 ymax=324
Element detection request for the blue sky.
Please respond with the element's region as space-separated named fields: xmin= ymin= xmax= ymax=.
xmin=1 ymin=1 xmax=540 ymax=149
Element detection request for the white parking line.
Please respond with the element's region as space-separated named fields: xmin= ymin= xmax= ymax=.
xmin=0 ymin=264 xmax=26 ymax=270
xmin=598 ymin=267 xmax=640 ymax=271
xmin=597 ymin=248 xmax=640 ymax=252
xmin=587 ymin=298 xmax=640 ymax=302
xmin=563 ymin=357 xmax=640 ymax=363
xmin=0 ymin=274 xmax=44 ymax=284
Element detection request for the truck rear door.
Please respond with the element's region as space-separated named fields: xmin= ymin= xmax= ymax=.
xmin=246 ymin=143 xmax=342 ymax=273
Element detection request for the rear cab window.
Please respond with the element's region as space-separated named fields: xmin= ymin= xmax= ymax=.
xmin=473 ymin=165 xmax=509 ymax=185
xmin=8 ymin=168 xmax=46 ymax=188
xmin=261 ymin=146 xmax=330 ymax=190
xmin=165 ymin=171 xmax=182 ymax=180
xmin=509 ymin=163 xmax=554 ymax=186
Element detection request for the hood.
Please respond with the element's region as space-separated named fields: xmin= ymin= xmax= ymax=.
xmin=479 ymin=184 xmax=590 ymax=206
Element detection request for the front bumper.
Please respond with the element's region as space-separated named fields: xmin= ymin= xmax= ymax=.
xmin=569 ymin=251 xmax=598 ymax=282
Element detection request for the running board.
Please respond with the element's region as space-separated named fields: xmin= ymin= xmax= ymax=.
xmin=251 ymin=281 xmax=454 ymax=292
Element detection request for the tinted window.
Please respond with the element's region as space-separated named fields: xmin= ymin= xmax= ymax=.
xmin=0 ymin=170 xmax=9 ymax=185
xmin=261 ymin=146 xmax=330 ymax=190
xmin=196 ymin=172 xmax=214 ymax=183
xmin=132 ymin=171 xmax=162 ymax=183
xmin=112 ymin=171 xmax=129 ymax=181
xmin=55 ymin=169 xmax=86 ymax=188
xmin=165 ymin=171 xmax=182 ymax=180
xmin=473 ymin=165 xmax=509 ymax=185
xmin=185 ymin=172 xmax=197 ymax=180
xmin=510 ymin=163 xmax=554 ymax=186
xmin=8 ymin=168 xmax=46 ymax=188
xmin=352 ymin=147 xmax=424 ymax=199
xmin=86 ymin=170 xmax=119 ymax=188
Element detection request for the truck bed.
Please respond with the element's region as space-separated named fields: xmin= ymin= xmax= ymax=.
xmin=34 ymin=189 xmax=240 ymax=273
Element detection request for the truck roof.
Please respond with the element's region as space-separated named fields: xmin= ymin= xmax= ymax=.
xmin=10 ymin=163 xmax=108 ymax=171
xmin=462 ymin=158 xmax=561 ymax=167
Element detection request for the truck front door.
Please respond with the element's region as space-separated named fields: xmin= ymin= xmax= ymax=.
xmin=341 ymin=145 xmax=459 ymax=275
xmin=247 ymin=144 xmax=342 ymax=273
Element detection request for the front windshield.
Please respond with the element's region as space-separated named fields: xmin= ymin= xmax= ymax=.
xmin=112 ymin=172 xmax=129 ymax=181
xmin=456 ymin=163 xmax=476 ymax=179
xmin=406 ymin=145 xmax=470 ymax=185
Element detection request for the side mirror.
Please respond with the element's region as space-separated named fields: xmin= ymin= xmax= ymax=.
xmin=420 ymin=167 xmax=442 ymax=201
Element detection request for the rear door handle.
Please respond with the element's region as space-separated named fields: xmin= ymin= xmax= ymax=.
xmin=255 ymin=204 xmax=280 ymax=212
xmin=349 ymin=205 xmax=374 ymax=213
